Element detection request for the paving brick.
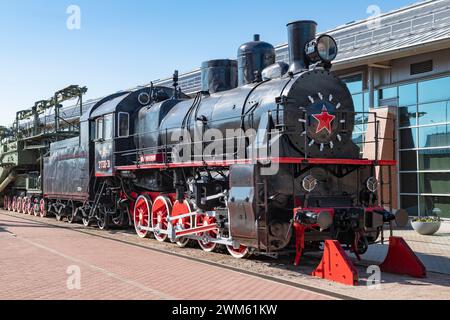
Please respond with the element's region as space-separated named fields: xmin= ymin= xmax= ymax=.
xmin=362 ymin=223 xmax=450 ymax=275
xmin=0 ymin=212 xmax=330 ymax=300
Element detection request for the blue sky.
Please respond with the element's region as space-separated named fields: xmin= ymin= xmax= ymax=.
xmin=0 ymin=0 xmax=418 ymax=126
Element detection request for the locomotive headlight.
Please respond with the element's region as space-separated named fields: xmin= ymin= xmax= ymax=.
xmin=366 ymin=177 xmax=379 ymax=193
xmin=305 ymin=35 xmax=338 ymax=64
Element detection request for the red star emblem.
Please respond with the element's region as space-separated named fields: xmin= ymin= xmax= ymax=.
xmin=312 ymin=106 xmax=336 ymax=134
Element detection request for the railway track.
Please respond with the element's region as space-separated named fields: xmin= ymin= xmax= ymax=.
xmin=0 ymin=210 xmax=357 ymax=300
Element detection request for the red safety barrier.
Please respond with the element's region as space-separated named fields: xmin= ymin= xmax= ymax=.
xmin=380 ymin=237 xmax=427 ymax=278
xmin=312 ymin=240 xmax=359 ymax=286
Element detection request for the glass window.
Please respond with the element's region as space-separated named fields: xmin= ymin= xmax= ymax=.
xmin=118 ymin=113 xmax=130 ymax=137
xmin=103 ymin=114 xmax=113 ymax=140
xmin=400 ymin=195 xmax=419 ymax=216
xmin=352 ymin=94 xmax=367 ymax=132
xmin=400 ymin=128 xmax=417 ymax=149
xmin=352 ymin=94 xmax=364 ymax=113
xmin=419 ymin=148 xmax=450 ymax=171
xmin=400 ymin=173 xmax=418 ymax=193
xmin=380 ymin=87 xmax=398 ymax=100
xmin=419 ymin=172 xmax=450 ymax=195
xmin=342 ymin=74 xmax=363 ymax=94
xmin=418 ymin=76 xmax=450 ymax=103
xmin=96 ymin=117 xmax=104 ymax=140
xmin=400 ymin=150 xmax=417 ymax=171
xmin=352 ymin=133 xmax=364 ymax=153
xmin=364 ymin=91 xmax=379 ymax=108
xmin=399 ymin=83 xmax=417 ymax=106
xmin=418 ymin=101 xmax=450 ymax=126
xmin=418 ymin=125 xmax=450 ymax=148
xmin=399 ymin=105 xmax=417 ymax=127
xmin=419 ymin=196 xmax=450 ymax=218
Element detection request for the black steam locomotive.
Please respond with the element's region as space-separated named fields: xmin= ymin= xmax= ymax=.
xmin=23 ymin=21 xmax=405 ymax=260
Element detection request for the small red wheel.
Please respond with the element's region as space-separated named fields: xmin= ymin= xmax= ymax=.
xmin=22 ymin=198 xmax=29 ymax=215
xmin=40 ymin=199 xmax=47 ymax=218
xmin=16 ymin=197 xmax=22 ymax=213
xmin=197 ymin=214 xmax=219 ymax=252
xmin=151 ymin=196 xmax=172 ymax=242
xmin=226 ymin=244 xmax=251 ymax=259
xmin=133 ymin=195 xmax=152 ymax=238
xmin=7 ymin=196 xmax=12 ymax=211
xmin=26 ymin=198 xmax=33 ymax=215
xmin=11 ymin=196 xmax=17 ymax=212
xmin=171 ymin=200 xmax=194 ymax=248
xmin=32 ymin=199 xmax=39 ymax=217
xmin=33 ymin=199 xmax=39 ymax=216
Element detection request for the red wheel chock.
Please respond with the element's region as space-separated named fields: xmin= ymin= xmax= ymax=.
xmin=380 ymin=237 xmax=426 ymax=278
xmin=312 ymin=240 xmax=359 ymax=286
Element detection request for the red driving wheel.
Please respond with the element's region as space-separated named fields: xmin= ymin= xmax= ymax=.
xmin=171 ymin=200 xmax=193 ymax=248
xmin=151 ymin=196 xmax=172 ymax=242
xmin=133 ymin=195 xmax=152 ymax=239
xmin=197 ymin=214 xmax=219 ymax=252
xmin=226 ymin=244 xmax=251 ymax=259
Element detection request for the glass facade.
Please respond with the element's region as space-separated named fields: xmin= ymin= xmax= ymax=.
xmin=398 ymin=76 xmax=450 ymax=218
xmin=342 ymin=74 xmax=377 ymax=155
xmin=343 ymin=74 xmax=450 ymax=218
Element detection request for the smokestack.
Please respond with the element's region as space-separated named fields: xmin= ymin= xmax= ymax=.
xmin=287 ymin=20 xmax=317 ymax=73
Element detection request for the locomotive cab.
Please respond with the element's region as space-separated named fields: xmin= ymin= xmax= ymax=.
xmin=90 ymin=86 xmax=184 ymax=177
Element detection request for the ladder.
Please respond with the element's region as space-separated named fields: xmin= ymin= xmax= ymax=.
xmin=256 ymin=174 xmax=270 ymax=253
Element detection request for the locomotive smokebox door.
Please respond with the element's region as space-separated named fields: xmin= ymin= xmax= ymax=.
xmin=228 ymin=165 xmax=261 ymax=245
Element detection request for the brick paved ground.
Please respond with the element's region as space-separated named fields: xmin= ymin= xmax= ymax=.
xmin=0 ymin=212 xmax=331 ymax=300
xmin=362 ymin=222 xmax=450 ymax=275
xmin=2 ymin=210 xmax=450 ymax=300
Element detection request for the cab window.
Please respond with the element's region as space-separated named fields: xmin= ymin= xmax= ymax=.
xmin=118 ymin=112 xmax=130 ymax=137
xmin=103 ymin=114 xmax=113 ymax=140
xmin=96 ymin=117 xmax=104 ymax=140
